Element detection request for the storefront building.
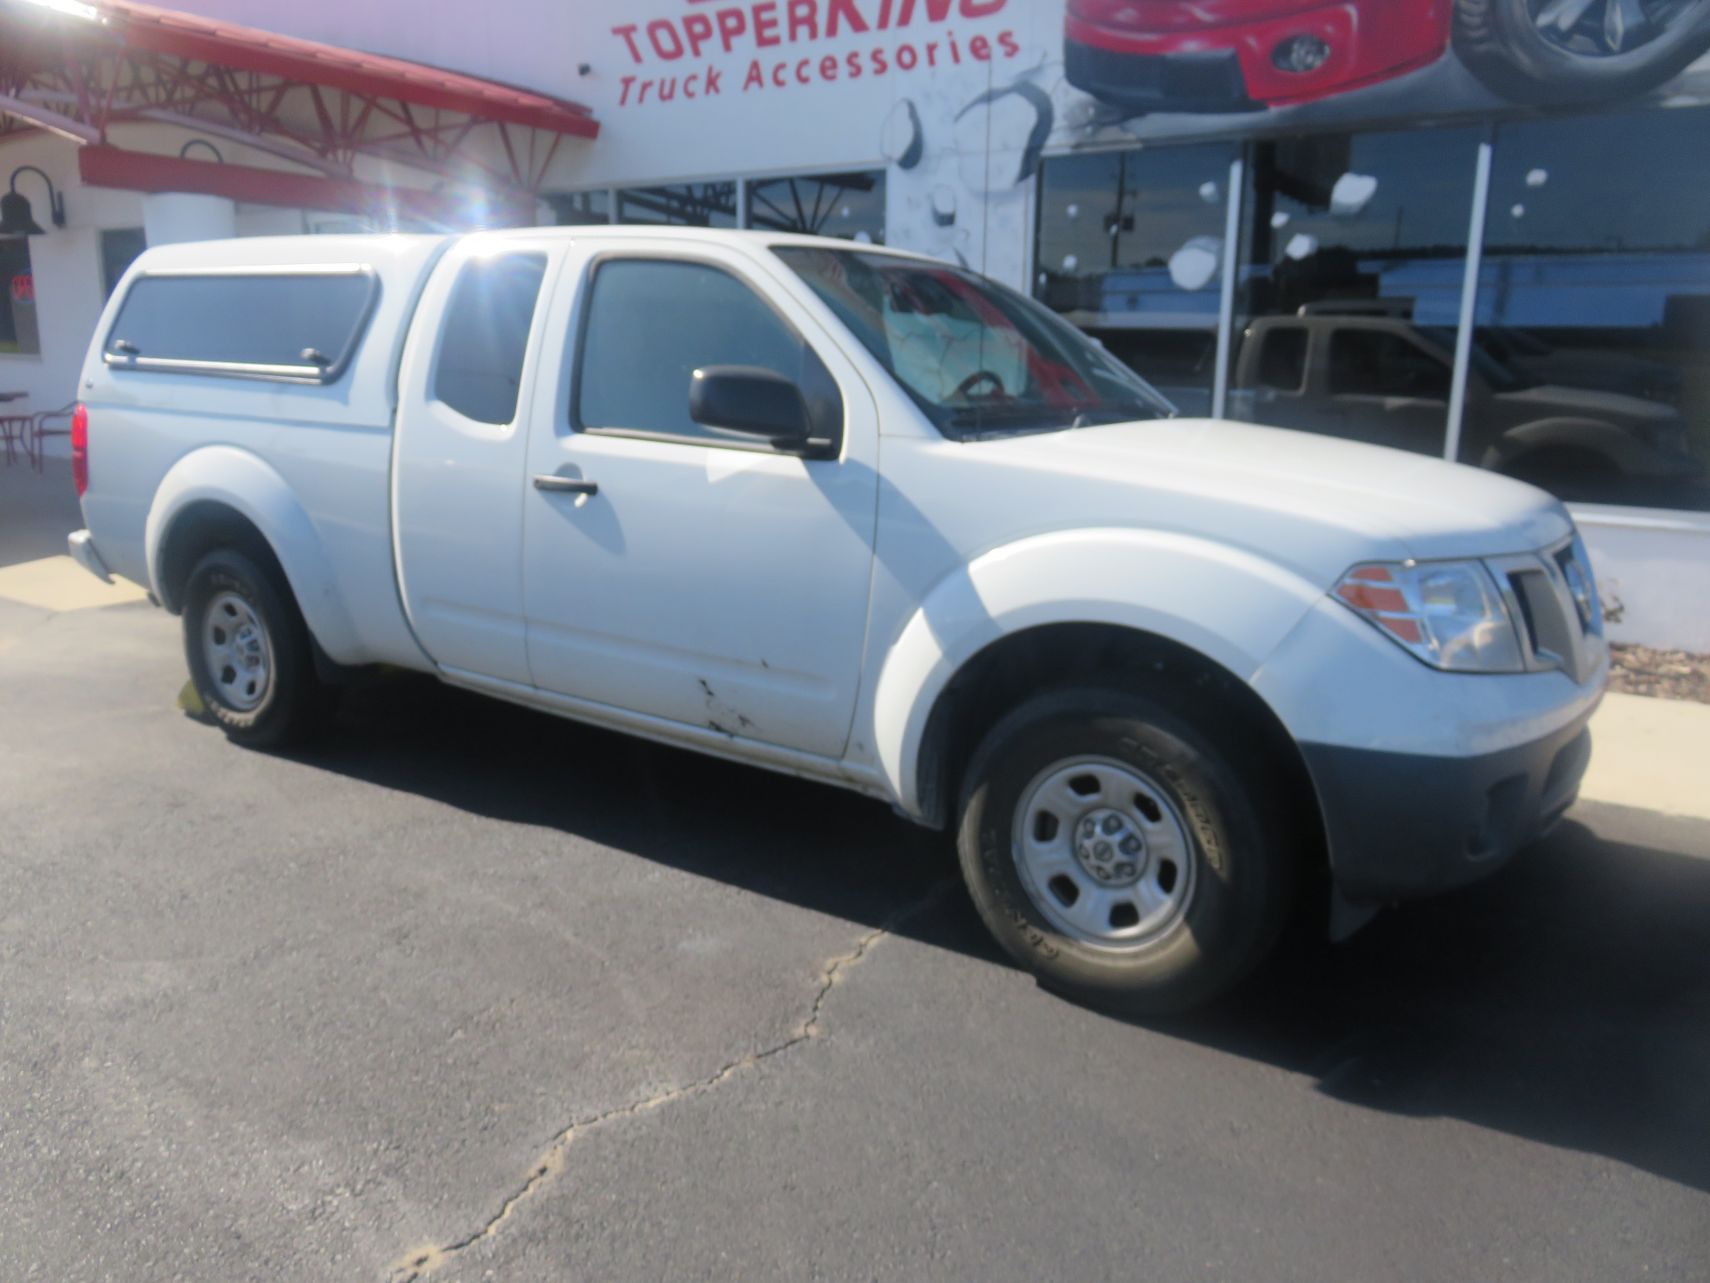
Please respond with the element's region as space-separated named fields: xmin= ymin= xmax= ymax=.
xmin=4 ymin=0 xmax=1708 ymax=648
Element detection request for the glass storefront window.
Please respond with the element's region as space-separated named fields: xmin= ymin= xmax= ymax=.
xmin=1035 ymin=143 xmax=1236 ymax=417
xmin=1465 ymin=108 xmax=1710 ymax=511
xmin=0 ymin=236 xmax=40 ymax=356
xmin=746 ymin=170 xmax=885 ymax=243
xmin=616 ymin=182 xmax=737 ymax=228
xmin=101 ymin=228 xmax=146 ymax=297
xmin=551 ymin=190 xmax=610 ymax=226
xmin=1229 ymin=127 xmax=1482 ymax=457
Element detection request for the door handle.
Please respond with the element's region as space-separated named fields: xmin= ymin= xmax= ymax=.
xmin=533 ymin=474 xmax=599 ymax=497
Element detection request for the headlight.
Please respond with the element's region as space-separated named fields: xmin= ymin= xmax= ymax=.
xmin=1333 ymin=560 xmax=1525 ymax=673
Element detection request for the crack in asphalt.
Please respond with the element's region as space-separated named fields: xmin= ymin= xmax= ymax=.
xmin=388 ymin=879 xmax=957 ymax=1282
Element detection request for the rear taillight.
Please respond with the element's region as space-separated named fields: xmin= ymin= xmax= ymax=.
xmin=71 ymin=402 xmax=89 ymax=497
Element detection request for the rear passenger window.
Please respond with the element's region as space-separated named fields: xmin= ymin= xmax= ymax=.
xmin=104 ymin=268 xmax=377 ymax=381
xmin=433 ymin=253 xmax=547 ymax=425
xmin=575 ymin=258 xmax=837 ymax=445
xmin=1257 ymin=328 xmax=1307 ymax=392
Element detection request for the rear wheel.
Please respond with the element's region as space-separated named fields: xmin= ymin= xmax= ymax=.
xmin=956 ymin=686 xmax=1297 ymax=1015
xmin=182 ymin=548 xmax=330 ymax=748
xmin=1454 ymin=0 xmax=1710 ymax=105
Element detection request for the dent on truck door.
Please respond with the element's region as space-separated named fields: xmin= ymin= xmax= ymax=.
xmin=393 ymin=241 xmax=556 ymax=683
xmin=520 ymin=248 xmax=880 ymax=759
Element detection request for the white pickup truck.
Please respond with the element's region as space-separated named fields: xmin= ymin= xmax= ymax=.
xmin=68 ymin=228 xmax=1607 ymax=1013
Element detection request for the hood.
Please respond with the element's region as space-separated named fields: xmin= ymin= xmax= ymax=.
xmin=965 ymin=417 xmax=1574 ymax=582
xmin=1497 ymin=383 xmax=1676 ymax=424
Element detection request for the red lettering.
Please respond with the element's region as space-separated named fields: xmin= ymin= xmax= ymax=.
xmin=820 ymin=54 xmax=839 ymax=80
xmin=637 ymin=78 xmax=653 ymax=103
xmin=619 ymin=73 xmax=637 ymax=104
xmin=743 ymin=58 xmax=765 ymax=90
xmin=826 ymin=0 xmax=869 ymax=37
xmin=960 ymin=0 xmax=1006 ymax=15
xmin=895 ymin=0 xmax=955 ymax=23
xmin=846 ymin=49 xmax=863 ymax=77
xmin=925 ymin=41 xmax=938 ymax=66
xmin=969 ymin=33 xmax=989 ymax=59
xmin=647 ymin=19 xmax=684 ymax=60
xmin=772 ymin=59 xmax=788 ymax=86
xmin=753 ymin=2 xmax=781 ymax=47
xmin=683 ymin=13 xmax=714 ymax=57
xmin=787 ymin=0 xmax=818 ymax=41
xmin=705 ymin=64 xmax=724 ymax=93
xmin=658 ymin=76 xmax=678 ymax=102
xmin=896 ymin=43 xmax=918 ymax=70
xmin=612 ymin=24 xmax=643 ymax=63
xmin=685 ymin=72 xmax=700 ymax=98
xmin=872 ymin=45 xmax=889 ymax=73
xmin=716 ymin=7 xmax=747 ymax=52
xmin=877 ymin=0 xmax=894 ymax=29
xmin=998 ymin=29 xmax=1019 ymax=56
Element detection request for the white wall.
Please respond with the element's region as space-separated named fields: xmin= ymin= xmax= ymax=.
xmin=1576 ymin=507 xmax=1710 ymax=653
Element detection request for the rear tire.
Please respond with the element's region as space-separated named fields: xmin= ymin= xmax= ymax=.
xmin=182 ymin=548 xmax=331 ymax=749
xmin=956 ymin=686 xmax=1296 ymax=1015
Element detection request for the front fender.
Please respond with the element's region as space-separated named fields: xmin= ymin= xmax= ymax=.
xmin=869 ymin=528 xmax=1327 ymax=820
xmin=1481 ymin=417 xmax=1663 ymax=476
xmin=145 ymin=446 xmax=362 ymax=660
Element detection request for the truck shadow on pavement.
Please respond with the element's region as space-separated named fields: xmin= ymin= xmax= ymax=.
xmin=305 ymin=674 xmax=1710 ymax=1197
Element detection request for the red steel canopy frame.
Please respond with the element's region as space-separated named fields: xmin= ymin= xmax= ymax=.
xmin=0 ymin=0 xmax=599 ymax=226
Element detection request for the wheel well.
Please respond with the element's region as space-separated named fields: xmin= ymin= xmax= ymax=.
xmin=155 ymin=502 xmax=290 ymax=616
xmin=914 ymin=623 xmax=1326 ymax=867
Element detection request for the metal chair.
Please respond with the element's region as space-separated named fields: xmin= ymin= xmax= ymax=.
xmin=0 ymin=409 xmax=31 ymax=467
xmin=28 ymin=402 xmax=76 ymax=474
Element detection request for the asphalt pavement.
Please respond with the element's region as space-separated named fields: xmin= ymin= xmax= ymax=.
xmin=2 ymin=483 xmax=1708 ymax=1280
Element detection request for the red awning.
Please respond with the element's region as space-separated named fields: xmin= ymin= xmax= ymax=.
xmin=91 ymin=1 xmax=597 ymax=138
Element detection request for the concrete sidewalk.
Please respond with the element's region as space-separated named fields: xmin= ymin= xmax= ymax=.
xmin=1579 ymin=691 xmax=1710 ymax=823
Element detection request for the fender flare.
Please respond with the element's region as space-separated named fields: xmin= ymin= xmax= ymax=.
xmin=144 ymin=445 xmax=362 ymax=661
xmin=1481 ymin=417 xmax=1655 ymax=475
xmin=868 ymin=528 xmax=1327 ymax=821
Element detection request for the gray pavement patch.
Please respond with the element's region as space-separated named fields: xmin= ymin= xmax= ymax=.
xmin=389 ymin=879 xmax=957 ymax=1282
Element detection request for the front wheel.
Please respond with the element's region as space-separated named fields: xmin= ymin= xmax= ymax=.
xmin=956 ymin=687 xmax=1296 ymax=1015
xmin=1454 ymin=0 xmax=1710 ymax=105
xmin=182 ymin=548 xmax=330 ymax=748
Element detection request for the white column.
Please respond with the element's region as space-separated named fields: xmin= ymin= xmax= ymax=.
xmin=142 ymin=193 xmax=237 ymax=246
xmin=1211 ymin=154 xmax=1245 ymax=421
xmin=1444 ymin=137 xmax=1495 ymax=465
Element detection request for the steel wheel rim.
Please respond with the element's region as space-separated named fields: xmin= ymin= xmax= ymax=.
xmin=202 ymin=590 xmax=272 ymax=712
xmin=1012 ymin=756 xmax=1198 ymax=951
xmin=1530 ymin=0 xmax=1702 ymax=57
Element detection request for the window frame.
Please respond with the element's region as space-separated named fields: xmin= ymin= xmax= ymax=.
xmin=567 ymin=250 xmax=844 ymax=457
xmin=101 ymin=263 xmax=380 ymax=384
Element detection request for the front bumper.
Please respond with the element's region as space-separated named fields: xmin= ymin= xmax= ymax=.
xmin=1252 ymin=590 xmax=1607 ymax=905
xmin=1303 ymin=712 xmax=1594 ymax=904
xmin=1064 ymin=1 xmax=1447 ymax=112
xmin=68 ymin=529 xmax=113 ymax=583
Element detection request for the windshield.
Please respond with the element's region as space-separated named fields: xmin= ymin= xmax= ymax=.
xmin=773 ymin=245 xmax=1175 ymax=439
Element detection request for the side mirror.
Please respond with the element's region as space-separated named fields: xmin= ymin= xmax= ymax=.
xmin=690 ymin=365 xmax=816 ymax=452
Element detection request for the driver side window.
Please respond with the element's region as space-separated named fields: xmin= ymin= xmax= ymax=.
xmin=574 ymin=257 xmax=840 ymax=445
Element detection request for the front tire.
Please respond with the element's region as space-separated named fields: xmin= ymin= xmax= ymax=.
xmin=182 ymin=548 xmax=330 ymax=748
xmin=1454 ymin=0 xmax=1710 ymax=105
xmin=956 ymin=687 xmax=1296 ymax=1015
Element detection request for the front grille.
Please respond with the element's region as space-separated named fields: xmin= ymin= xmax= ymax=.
xmin=1488 ymin=538 xmax=1604 ymax=685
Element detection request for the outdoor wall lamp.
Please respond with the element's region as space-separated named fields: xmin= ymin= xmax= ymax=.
xmin=0 ymin=165 xmax=66 ymax=236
